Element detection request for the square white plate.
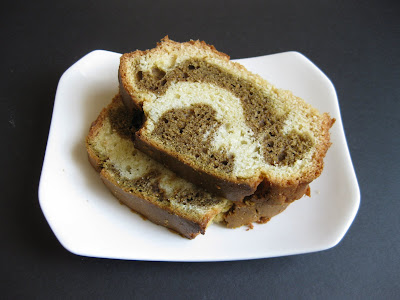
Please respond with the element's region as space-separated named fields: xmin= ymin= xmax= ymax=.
xmin=39 ymin=50 xmax=360 ymax=261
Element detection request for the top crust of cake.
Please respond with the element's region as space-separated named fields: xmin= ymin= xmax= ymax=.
xmin=119 ymin=37 xmax=334 ymax=200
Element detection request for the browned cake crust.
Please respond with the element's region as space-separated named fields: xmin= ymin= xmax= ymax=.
xmin=225 ymin=201 xmax=289 ymax=228
xmin=224 ymin=182 xmax=310 ymax=228
xmin=100 ymin=173 xmax=205 ymax=239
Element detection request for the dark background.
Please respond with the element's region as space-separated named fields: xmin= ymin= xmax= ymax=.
xmin=1 ymin=0 xmax=399 ymax=298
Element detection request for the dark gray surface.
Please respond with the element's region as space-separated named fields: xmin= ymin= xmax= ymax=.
xmin=1 ymin=0 xmax=399 ymax=298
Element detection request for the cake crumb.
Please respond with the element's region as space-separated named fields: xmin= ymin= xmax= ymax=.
xmin=246 ymin=223 xmax=254 ymax=231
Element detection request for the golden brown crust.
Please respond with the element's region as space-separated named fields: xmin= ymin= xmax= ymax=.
xmin=225 ymin=201 xmax=289 ymax=228
xmin=248 ymin=181 xmax=310 ymax=205
xmin=224 ymin=182 xmax=311 ymax=227
xmin=100 ymin=171 xmax=203 ymax=239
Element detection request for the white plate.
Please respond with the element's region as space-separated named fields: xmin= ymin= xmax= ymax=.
xmin=39 ymin=50 xmax=360 ymax=261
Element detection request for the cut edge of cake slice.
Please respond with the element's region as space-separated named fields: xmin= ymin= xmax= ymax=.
xmin=118 ymin=37 xmax=335 ymax=202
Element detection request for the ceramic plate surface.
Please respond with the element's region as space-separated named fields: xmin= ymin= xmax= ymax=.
xmin=39 ymin=50 xmax=360 ymax=261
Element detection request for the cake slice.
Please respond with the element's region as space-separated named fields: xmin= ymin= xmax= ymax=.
xmin=86 ymin=94 xmax=231 ymax=239
xmin=119 ymin=37 xmax=334 ymax=202
xmin=86 ymin=95 xmax=294 ymax=238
